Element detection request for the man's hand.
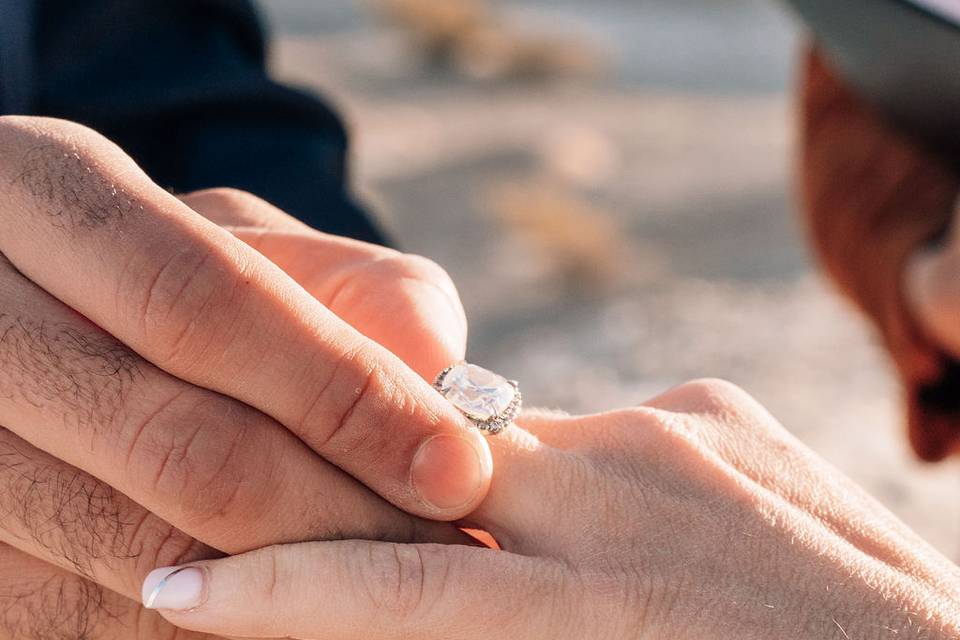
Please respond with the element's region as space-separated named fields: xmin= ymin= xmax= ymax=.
xmin=0 ymin=115 xmax=491 ymax=637
xmin=146 ymin=380 xmax=960 ymax=639
xmin=0 ymin=543 xmax=210 ymax=640
xmin=178 ymin=187 xmax=467 ymax=381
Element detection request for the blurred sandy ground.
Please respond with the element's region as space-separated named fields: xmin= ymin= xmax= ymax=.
xmin=259 ymin=0 xmax=960 ymax=555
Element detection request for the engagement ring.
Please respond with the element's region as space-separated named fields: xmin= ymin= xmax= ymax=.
xmin=433 ymin=362 xmax=522 ymax=434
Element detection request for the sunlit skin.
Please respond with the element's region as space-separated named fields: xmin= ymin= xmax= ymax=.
xmin=1 ymin=113 xmax=960 ymax=640
xmin=0 ymin=115 xmax=489 ymax=639
xmin=149 ymin=381 xmax=960 ymax=639
xmin=180 ymin=188 xmax=468 ymax=382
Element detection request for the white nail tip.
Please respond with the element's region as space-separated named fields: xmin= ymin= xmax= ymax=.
xmin=142 ymin=566 xmax=204 ymax=610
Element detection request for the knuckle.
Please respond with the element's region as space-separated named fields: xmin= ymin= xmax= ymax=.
xmin=378 ymin=253 xmax=461 ymax=305
xmin=598 ymin=406 xmax=678 ymax=441
xmin=378 ymin=253 xmax=453 ymax=287
xmin=247 ymin=547 xmax=286 ymax=610
xmin=627 ymin=379 xmax=783 ymax=455
xmin=352 ymin=251 xmax=457 ymax=297
xmin=659 ymin=378 xmax=757 ymax=417
xmin=132 ymin=242 xmax=246 ymax=372
xmin=323 ymin=253 xmax=465 ymax=359
xmin=303 ymin=348 xmax=409 ymax=460
xmin=334 ymin=252 xmax=460 ymax=308
xmin=359 ymin=543 xmax=433 ymax=620
xmin=525 ymin=562 xmax=578 ymax=636
xmin=671 ymin=379 xmax=778 ymax=435
xmin=128 ymin=393 xmax=272 ymax=530
xmin=678 ymin=377 xmax=750 ymax=406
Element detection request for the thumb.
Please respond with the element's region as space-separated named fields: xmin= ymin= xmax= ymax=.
xmin=142 ymin=541 xmax=562 ymax=640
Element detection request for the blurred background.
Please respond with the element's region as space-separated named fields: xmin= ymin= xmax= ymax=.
xmin=259 ymin=0 xmax=960 ymax=555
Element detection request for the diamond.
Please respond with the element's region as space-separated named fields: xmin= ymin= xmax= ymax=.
xmin=437 ymin=363 xmax=517 ymax=421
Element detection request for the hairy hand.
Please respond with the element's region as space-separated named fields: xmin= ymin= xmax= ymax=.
xmin=0 ymin=116 xmax=490 ymax=639
xmin=147 ymin=381 xmax=960 ymax=639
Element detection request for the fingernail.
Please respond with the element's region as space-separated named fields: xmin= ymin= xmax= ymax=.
xmin=142 ymin=566 xmax=205 ymax=610
xmin=411 ymin=433 xmax=489 ymax=514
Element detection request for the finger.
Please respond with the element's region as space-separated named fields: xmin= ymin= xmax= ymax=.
xmin=513 ymin=409 xmax=595 ymax=448
xmin=0 ymin=439 xmax=315 ymax=640
xmin=0 ymin=426 xmax=221 ymax=603
xmin=181 ymin=188 xmax=467 ymax=380
xmin=0 ymin=543 xmax=212 ymax=640
xmin=0 ymin=116 xmax=489 ymax=519
xmin=0 ymin=252 xmax=470 ymax=561
xmin=179 ymin=188 xmax=308 ymax=232
xmin=143 ymin=541 xmax=568 ymax=640
xmin=454 ymin=425 xmax=574 ymax=553
xmin=228 ymin=227 xmax=468 ymax=381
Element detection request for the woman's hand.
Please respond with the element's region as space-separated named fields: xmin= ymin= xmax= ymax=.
xmin=145 ymin=380 xmax=960 ymax=639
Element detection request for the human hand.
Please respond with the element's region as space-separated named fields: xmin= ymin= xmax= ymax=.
xmin=800 ymin=49 xmax=960 ymax=460
xmin=147 ymin=380 xmax=960 ymax=639
xmin=0 ymin=116 xmax=493 ymax=636
xmin=177 ymin=187 xmax=468 ymax=380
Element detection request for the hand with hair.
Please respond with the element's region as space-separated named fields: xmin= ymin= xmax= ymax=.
xmin=0 ymin=115 xmax=490 ymax=639
xmin=146 ymin=380 xmax=960 ymax=640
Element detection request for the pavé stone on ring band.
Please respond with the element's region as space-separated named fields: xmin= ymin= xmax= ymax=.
xmin=433 ymin=361 xmax=522 ymax=434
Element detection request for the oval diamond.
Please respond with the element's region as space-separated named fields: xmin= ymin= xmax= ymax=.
xmin=438 ymin=363 xmax=516 ymax=421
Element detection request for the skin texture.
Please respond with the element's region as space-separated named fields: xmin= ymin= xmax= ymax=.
xmin=0 ymin=115 xmax=492 ymax=521
xmin=150 ymin=381 xmax=960 ymax=640
xmin=0 ymin=115 xmax=487 ymax=639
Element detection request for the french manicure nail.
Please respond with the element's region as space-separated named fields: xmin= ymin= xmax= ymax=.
xmin=411 ymin=433 xmax=488 ymax=513
xmin=142 ymin=566 xmax=204 ymax=610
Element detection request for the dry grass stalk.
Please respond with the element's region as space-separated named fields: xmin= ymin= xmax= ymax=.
xmin=372 ymin=0 xmax=604 ymax=80
xmin=486 ymin=179 xmax=626 ymax=289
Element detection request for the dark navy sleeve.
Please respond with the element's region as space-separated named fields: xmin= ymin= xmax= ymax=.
xmin=3 ymin=0 xmax=386 ymax=244
xmin=0 ymin=0 xmax=35 ymax=113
